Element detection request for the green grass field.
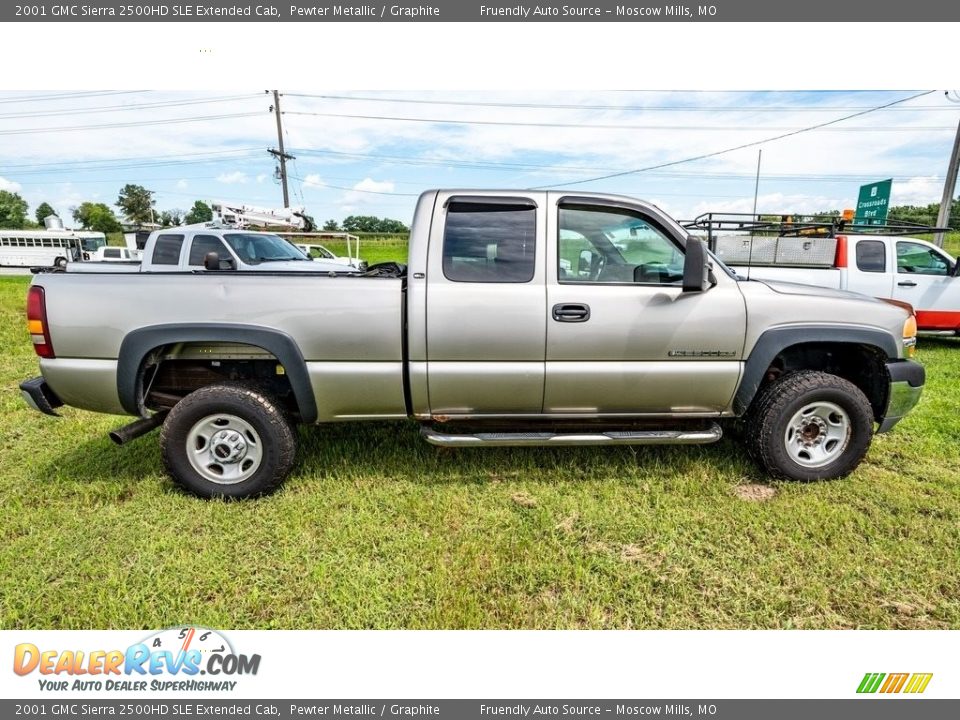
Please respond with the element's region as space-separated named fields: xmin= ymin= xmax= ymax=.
xmin=1 ymin=249 xmax=958 ymax=629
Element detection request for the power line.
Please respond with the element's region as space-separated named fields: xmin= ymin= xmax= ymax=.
xmin=5 ymin=152 xmax=268 ymax=177
xmin=0 ymin=111 xmax=264 ymax=136
xmin=535 ymin=90 xmax=938 ymax=189
xmin=0 ymin=94 xmax=263 ymax=120
xmin=289 ymin=176 xmax=419 ymax=196
xmin=0 ymin=90 xmax=150 ymax=105
xmin=286 ymin=92 xmax=958 ymax=113
xmin=290 ymin=147 xmax=945 ymax=183
xmin=283 ymin=109 xmax=954 ymax=132
xmin=2 ymin=147 xmax=264 ymax=171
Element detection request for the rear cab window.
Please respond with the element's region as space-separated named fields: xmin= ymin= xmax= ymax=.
xmin=855 ymin=240 xmax=886 ymax=272
xmin=442 ymin=201 xmax=537 ymax=283
xmin=151 ymin=234 xmax=185 ymax=266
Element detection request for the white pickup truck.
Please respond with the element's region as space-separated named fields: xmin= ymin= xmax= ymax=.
xmin=692 ymin=215 xmax=959 ymax=335
xmin=67 ymin=226 xmax=356 ymax=274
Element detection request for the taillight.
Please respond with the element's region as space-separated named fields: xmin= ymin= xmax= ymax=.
xmin=834 ymin=235 xmax=848 ymax=268
xmin=26 ymin=286 xmax=55 ymax=358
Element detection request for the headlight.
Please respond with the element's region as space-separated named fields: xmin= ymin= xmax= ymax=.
xmin=903 ymin=316 xmax=918 ymax=358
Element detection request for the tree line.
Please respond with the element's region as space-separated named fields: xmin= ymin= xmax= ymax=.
xmin=0 ymin=183 xmax=410 ymax=234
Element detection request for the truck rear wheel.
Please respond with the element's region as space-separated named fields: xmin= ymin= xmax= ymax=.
xmin=160 ymin=383 xmax=298 ymax=499
xmin=745 ymin=370 xmax=874 ymax=482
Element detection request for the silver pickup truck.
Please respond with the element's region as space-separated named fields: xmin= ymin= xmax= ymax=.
xmin=21 ymin=190 xmax=925 ymax=498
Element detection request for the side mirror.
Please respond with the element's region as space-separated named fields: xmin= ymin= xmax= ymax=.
xmin=203 ymin=251 xmax=235 ymax=271
xmin=682 ymin=237 xmax=712 ymax=293
xmin=578 ymin=249 xmax=593 ymax=275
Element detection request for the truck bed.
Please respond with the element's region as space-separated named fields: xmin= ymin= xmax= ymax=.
xmin=35 ymin=271 xmax=408 ymax=421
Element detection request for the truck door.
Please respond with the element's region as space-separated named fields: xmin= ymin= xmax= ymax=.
xmin=847 ymin=237 xmax=896 ymax=299
xmin=544 ymin=195 xmax=747 ymax=416
xmin=892 ymin=239 xmax=960 ymax=330
xmin=425 ymin=193 xmax=547 ymax=416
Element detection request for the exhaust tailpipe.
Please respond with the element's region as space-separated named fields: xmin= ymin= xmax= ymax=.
xmin=109 ymin=411 xmax=168 ymax=446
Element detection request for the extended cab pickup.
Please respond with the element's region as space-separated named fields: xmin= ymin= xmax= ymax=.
xmin=21 ymin=190 xmax=925 ymax=498
xmin=706 ymin=224 xmax=960 ymax=334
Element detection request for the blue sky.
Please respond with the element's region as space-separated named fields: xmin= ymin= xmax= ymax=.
xmin=1 ymin=90 xmax=958 ymax=226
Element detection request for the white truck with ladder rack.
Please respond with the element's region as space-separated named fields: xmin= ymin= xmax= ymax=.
xmin=686 ymin=213 xmax=960 ymax=335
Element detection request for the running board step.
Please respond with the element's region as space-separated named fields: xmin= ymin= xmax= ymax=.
xmin=421 ymin=423 xmax=722 ymax=448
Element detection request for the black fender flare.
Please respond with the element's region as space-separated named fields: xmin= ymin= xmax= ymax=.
xmin=733 ymin=326 xmax=899 ymax=415
xmin=117 ymin=323 xmax=317 ymax=423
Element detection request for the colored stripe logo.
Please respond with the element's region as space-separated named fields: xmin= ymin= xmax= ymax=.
xmin=857 ymin=672 xmax=933 ymax=694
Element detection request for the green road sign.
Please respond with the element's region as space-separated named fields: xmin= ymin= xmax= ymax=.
xmin=856 ymin=179 xmax=893 ymax=225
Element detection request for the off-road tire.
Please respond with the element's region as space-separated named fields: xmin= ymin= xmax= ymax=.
xmin=160 ymin=382 xmax=298 ymax=499
xmin=744 ymin=370 xmax=874 ymax=481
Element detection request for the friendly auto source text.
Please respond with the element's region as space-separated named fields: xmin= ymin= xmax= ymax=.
xmin=479 ymin=5 xmax=715 ymax=17
xmin=27 ymin=3 xmax=441 ymax=16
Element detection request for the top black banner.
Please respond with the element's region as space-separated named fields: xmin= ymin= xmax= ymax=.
xmin=7 ymin=0 xmax=960 ymax=22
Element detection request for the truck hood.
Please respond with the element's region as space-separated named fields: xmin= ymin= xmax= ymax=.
xmin=752 ymin=278 xmax=881 ymax=303
xmin=739 ymin=278 xmax=910 ymax=359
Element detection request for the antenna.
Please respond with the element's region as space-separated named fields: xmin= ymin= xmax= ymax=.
xmin=745 ymin=149 xmax=762 ymax=280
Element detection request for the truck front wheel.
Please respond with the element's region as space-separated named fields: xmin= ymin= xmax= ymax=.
xmin=745 ymin=370 xmax=874 ymax=481
xmin=160 ymin=383 xmax=298 ymax=499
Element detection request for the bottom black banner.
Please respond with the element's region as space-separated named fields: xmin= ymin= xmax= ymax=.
xmin=3 ymin=700 xmax=957 ymax=720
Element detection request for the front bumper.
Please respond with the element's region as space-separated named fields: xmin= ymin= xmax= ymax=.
xmin=877 ymin=360 xmax=925 ymax=433
xmin=19 ymin=376 xmax=63 ymax=416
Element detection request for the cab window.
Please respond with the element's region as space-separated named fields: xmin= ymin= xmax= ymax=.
xmin=189 ymin=235 xmax=230 ymax=266
xmin=151 ymin=234 xmax=184 ymax=266
xmin=896 ymin=241 xmax=950 ymax=276
xmin=558 ymin=204 xmax=682 ymax=285
xmin=442 ymin=201 xmax=536 ymax=283
xmin=855 ymin=240 xmax=886 ymax=273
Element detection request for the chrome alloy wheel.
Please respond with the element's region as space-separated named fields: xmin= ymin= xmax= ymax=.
xmin=186 ymin=414 xmax=263 ymax=484
xmin=784 ymin=401 xmax=851 ymax=468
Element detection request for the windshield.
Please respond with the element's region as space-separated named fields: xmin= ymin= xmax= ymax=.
xmin=81 ymin=236 xmax=106 ymax=252
xmin=223 ymin=233 xmax=310 ymax=264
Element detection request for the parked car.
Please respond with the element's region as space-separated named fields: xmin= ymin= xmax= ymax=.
xmin=90 ymin=246 xmax=140 ymax=262
xmin=295 ymin=243 xmax=367 ymax=270
xmin=21 ymin=190 xmax=923 ymax=498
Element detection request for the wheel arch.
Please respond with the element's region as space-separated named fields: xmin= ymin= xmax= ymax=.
xmin=117 ymin=323 xmax=318 ymax=423
xmin=734 ymin=326 xmax=899 ymax=418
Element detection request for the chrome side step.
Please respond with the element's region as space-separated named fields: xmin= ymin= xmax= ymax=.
xmin=420 ymin=423 xmax=722 ymax=448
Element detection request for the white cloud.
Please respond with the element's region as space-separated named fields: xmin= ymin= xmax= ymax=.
xmin=256 ymin=173 xmax=268 ymax=184
xmin=690 ymin=192 xmax=840 ymax=218
xmin=338 ymin=177 xmax=396 ymax=213
xmin=891 ymin=175 xmax=942 ymax=206
xmin=176 ymin=179 xmax=189 ymax=190
xmin=302 ymin=173 xmax=325 ymax=188
xmin=216 ymin=171 xmax=248 ymax=184
xmin=0 ymin=176 xmax=22 ymax=192
xmin=352 ymin=178 xmax=394 ymax=193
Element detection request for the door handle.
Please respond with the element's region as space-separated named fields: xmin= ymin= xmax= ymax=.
xmin=898 ymin=281 xmax=918 ymax=287
xmin=552 ymin=303 xmax=591 ymax=322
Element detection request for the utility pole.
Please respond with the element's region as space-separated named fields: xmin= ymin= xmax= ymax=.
xmin=934 ymin=116 xmax=960 ymax=248
xmin=268 ymin=89 xmax=296 ymax=209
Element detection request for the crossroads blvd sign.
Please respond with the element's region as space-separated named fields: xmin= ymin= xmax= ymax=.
xmin=856 ymin=179 xmax=893 ymax=225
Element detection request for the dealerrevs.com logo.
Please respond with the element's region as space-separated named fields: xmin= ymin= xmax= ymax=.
xmin=857 ymin=672 xmax=933 ymax=694
xmin=13 ymin=627 xmax=261 ymax=692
